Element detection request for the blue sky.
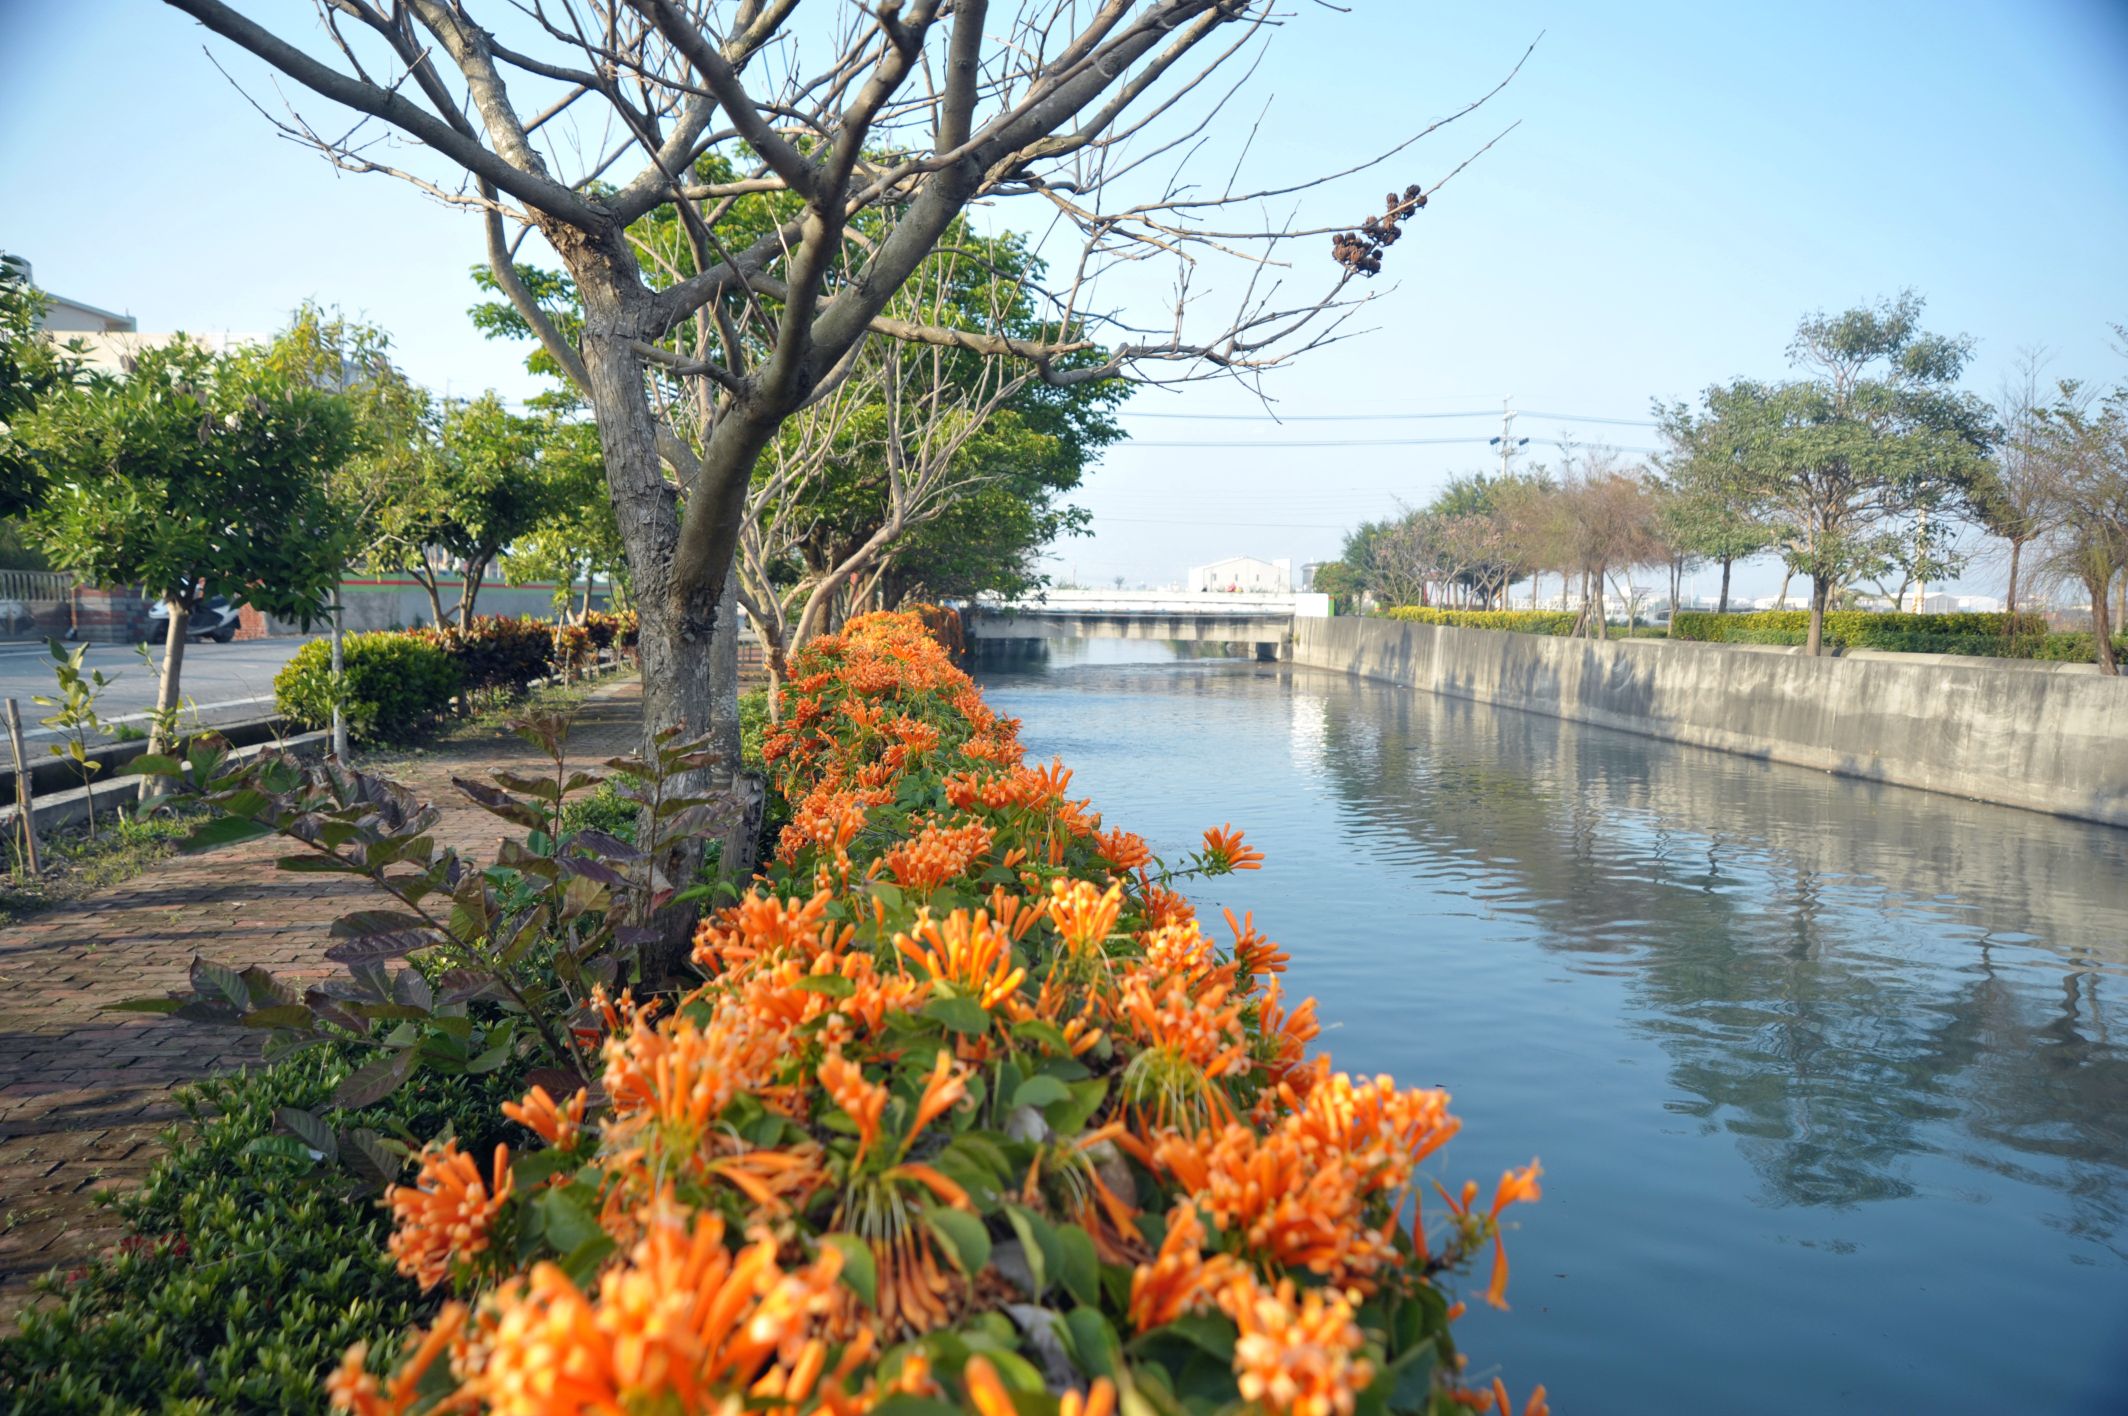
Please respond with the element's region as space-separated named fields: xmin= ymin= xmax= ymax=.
xmin=4 ymin=1 xmax=2125 ymax=599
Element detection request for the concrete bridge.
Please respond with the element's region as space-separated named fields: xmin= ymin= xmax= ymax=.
xmin=966 ymin=590 xmax=1332 ymax=659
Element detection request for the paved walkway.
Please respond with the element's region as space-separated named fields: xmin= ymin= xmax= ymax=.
xmin=0 ymin=682 xmax=642 ymax=1316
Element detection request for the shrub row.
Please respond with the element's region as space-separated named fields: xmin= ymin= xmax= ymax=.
xmin=274 ymin=631 xmax=462 ymax=742
xmin=275 ymin=611 xmax=641 ymax=742
xmin=1668 ymin=610 xmax=2127 ymax=661
xmin=1383 ymin=606 xmax=1577 ymax=635
xmin=318 ymin=610 xmax=1548 ymax=1416
xmin=0 ymin=1045 xmax=531 ymax=1413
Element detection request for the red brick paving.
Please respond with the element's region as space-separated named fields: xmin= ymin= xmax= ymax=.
xmin=0 ymin=682 xmax=641 ymax=1316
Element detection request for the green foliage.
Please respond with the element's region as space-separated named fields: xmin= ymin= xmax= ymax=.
xmin=275 ymin=632 xmax=461 ymax=743
xmin=1693 ymin=293 xmax=1995 ymax=632
xmin=0 ymin=252 xmax=83 ymax=519
xmin=1671 ymin=609 xmax=2052 ymax=655
xmin=32 ymin=638 xmax=121 ymax=838
xmin=409 ymin=615 xmax=557 ymax=698
xmin=2030 ymin=630 xmax=2128 ymax=663
xmin=1381 ymin=607 xmax=1577 ymax=635
xmin=20 ymin=335 xmax=356 ymax=626
xmin=0 ymin=1045 xmax=527 ymax=1414
xmin=126 ymin=711 xmax=738 ymax=1103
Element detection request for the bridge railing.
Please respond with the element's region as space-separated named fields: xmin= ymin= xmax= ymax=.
xmin=974 ymin=590 xmax=1330 ymax=617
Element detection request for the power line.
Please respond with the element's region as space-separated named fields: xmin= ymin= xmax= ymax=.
xmin=1118 ymin=407 xmax=1659 ymax=428
xmin=1113 ymin=434 xmax=1659 ymax=453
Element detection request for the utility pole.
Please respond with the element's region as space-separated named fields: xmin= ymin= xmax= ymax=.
xmin=1488 ymin=398 xmax=1528 ymax=478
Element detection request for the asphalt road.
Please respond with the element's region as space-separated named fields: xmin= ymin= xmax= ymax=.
xmin=0 ymin=635 xmax=318 ymax=742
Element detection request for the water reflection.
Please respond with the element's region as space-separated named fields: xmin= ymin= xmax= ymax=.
xmin=1307 ymin=679 xmax=2128 ymax=1230
xmin=978 ymin=641 xmax=2128 ymax=1412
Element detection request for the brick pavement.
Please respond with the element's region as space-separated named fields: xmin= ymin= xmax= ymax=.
xmin=0 ymin=682 xmax=642 ymax=1316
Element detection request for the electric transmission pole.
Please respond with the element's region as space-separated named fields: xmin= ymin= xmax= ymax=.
xmin=1489 ymin=398 xmax=1529 ymax=477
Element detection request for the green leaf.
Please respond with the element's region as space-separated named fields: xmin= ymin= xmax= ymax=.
xmin=558 ymin=1232 xmax=617 ymax=1285
xmin=1063 ymin=1308 xmax=1121 ymax=1380
xmin=240 ymin=1005 xmax=315 ymax=1031
xmin=127 ymin=753 xmax=185 ymax=777
xmin=1001 ymin=1204 xmax=1057 ymax=1299
xmin=794 ymin=973 xmax=856 ymax=998
xmin=538 ymin=1186 xmax=603 ymax=1255
xmin=276 ymin=854 xmax=358 ymax=873
xmin=923 ymin=1205 xmax=992 ymax=1279
xmin=820 ymin=1233 xmax=878 ymax=1310
xmin=1146 ymin=1312 xmax=1234 ymax=1362
xmin=275 ymin=1106 xmax=337 ymax=1161
xmin=922 ymin=995 xmax=991 ymax=1036
xmin=332 ymin=1047 xmax=418 ymax=1109
xmin=1054 ymin=1224 xmax=1099 ymax=1307
xmin=104 ymin=997 xmax=185 ymax=1015
xmin=1010 ymin=1074 xmax=1073 ymax=1110
xmin=190 ymin=958 xmax=250 ymax=1011
xmin=181 ymin=816 xmax=272 ymax=852
xmin=1382 ymin=1345 xmax=1438 ymax=1411
xmin=242 ymin=1134 xmax=318 ymax=1166
xmin=1049 ymin=1077 xmax=1109 ymax=1136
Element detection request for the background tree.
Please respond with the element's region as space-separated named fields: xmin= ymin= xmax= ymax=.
xmin=0 ymin=253 xmax=81 ymax=520
xmin=1654 ymin=399 xmax=1773 ymax=616
xmin=405 ymin=394 xmax=561 ymax=629
xmin=21 ymin=336 xmax=355 ymax=767
xmin=1560 ymin=457 xmax=1664 ymax=638
xmin=1706 ymin=293 xmax=1994 ymax=653
xmin=2035 ymin=379 xmax=2128 ymax=674
xmin=1964 ymin=351 xmax=2059 ymax=621
xmin=502 ymin=418 xmax=627 ymax=617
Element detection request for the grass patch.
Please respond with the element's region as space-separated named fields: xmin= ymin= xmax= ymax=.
xmin=1 ymin=801 xmax=212 ymax=926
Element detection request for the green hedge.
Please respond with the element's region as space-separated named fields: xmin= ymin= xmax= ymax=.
xmin=0 ymin=1047 xmax=529 ymax=1413
xmin=273 ymin=631 xmax=460 ymax=742
xmin=1666 ymin=610 xmax=2128 ymax=661
xmin=1383 ymin=606 xmax=1578 ymax=635
xmin=408 ymin=615 xmax=556 ymax=696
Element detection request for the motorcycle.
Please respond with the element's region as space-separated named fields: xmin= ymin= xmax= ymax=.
xmin=147 ymin=595 xmax=242 ymax=643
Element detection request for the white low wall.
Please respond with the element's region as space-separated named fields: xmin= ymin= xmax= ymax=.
xmin=1290 ymin=616 xmax=2128 ymax=828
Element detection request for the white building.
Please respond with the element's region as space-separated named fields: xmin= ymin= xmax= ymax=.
xmin=1188 ymin=555 xmax=1292 ymax=594
xmin=15 ymin=257 xmax=258 ymax=374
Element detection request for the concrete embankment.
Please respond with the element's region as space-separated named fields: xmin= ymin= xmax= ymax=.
xmin=1289 ymin=615 xmax=2128 ymax=828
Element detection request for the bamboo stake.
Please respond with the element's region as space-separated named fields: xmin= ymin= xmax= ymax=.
xmin=5 ymin=698 xmax=38 ymax=876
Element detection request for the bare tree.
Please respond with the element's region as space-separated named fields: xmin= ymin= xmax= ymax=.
xmin=2034 ymin=380 xmax=2128 ymax=674
xmin=737 ymin=335 xmax=1032 ymax=711
xmin=161 ymin=2 xmax=1519 ymax=965
xmin=1966 ymin=349 xmax=2061 ymax=621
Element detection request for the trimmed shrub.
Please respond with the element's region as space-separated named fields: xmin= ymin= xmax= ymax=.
xmin=273 ymin=631 xmax=459 ymax=742
xmin=2029 ymin=630 xmax=2128 ymax=663
xmin=1670 ymin=609 xmax=2051 ymax=655
xmin=410 ymin=614 xmax=555 ymax=696
xmin=1383 ymin=606 xmax=1577 ymax=635
xmin=0 ymin=1047 xmax=529 ymax=1413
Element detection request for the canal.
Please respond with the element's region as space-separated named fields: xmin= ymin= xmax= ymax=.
xmin=976 ymin=639 xmax=2128 ymax=1415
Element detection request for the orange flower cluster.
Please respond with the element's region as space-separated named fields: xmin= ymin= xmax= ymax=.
xmin=881 ymin=819 xmax=994 ymax=892
xmin=337 ymin=611 xmax=1542 ymax=1416
xmin=385 ymin=1141 xmax=514 ymax=1291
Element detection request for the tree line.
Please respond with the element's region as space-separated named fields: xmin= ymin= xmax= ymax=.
xmin=1317 ymin=294 xmax=2128 ymax=669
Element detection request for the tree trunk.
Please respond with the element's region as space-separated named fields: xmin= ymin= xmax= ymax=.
xmin=1806 ymin=575 xmax=1831 ymax=656
xmin=142 ymin=596 xmax=189 ymax=803
xmin=2094 ymin=573 xmax=2120 ymax=677
xmin=417 ymin=564 xmax=445 ymax=629
xmin=1592 ymin=566 xmax=1608 ymax=640
xmin=458 ymin=556 xmax=488 ymax=629
xmin=1717 ymin=558 xmax=1734 ymax=617
xmin=1776 ymin=567 xmax=1793 ymax=611
xmin=575 ymin=311 xmax=728 ymax=983
xmin=330 ymin=591 xmax=348 ymax=760
xmin=2005 ymin=539 xmax=2022 ymax=622
xmin=1668 ymin=557 xmax=1681 ymax=633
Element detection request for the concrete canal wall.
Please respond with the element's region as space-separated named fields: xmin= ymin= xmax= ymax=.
xmin=1289 ymin=615 xmax=2128 ymax=829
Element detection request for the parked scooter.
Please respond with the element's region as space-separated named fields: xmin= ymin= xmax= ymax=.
xmin=146 ymin=595 xmax=242 ymax=643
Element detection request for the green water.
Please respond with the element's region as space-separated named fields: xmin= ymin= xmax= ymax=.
xmin=978 ymin=640 xmax=2127 ymax=1415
